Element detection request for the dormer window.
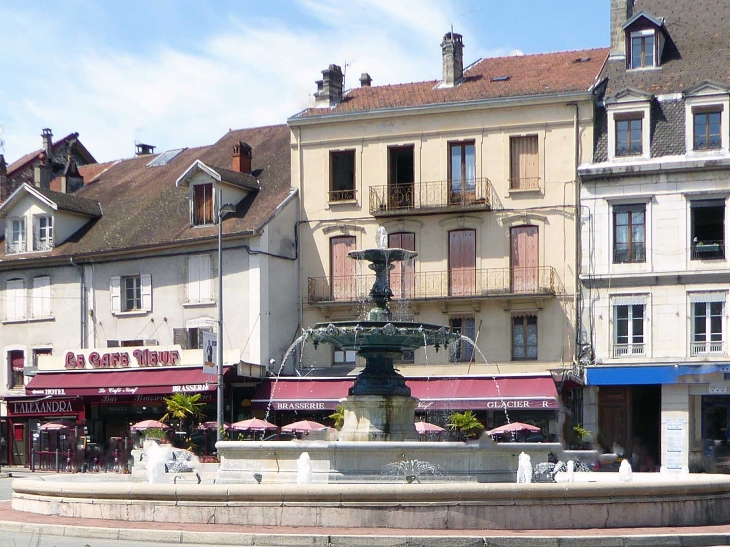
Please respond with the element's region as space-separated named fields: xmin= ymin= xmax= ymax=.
xmin=8 ymin=218 xmax=26 ymax=254
xmin=630 ymin=30 xmax=655 ymax=69
xmin=33 ymin=215 xmax=54 ymax=251
xmin=193 ymin=183 xmax=214 ymax=226
xmin=693 ymin=107 xmax=722 ymax=150
xmin=605 ymin=88 xmax=652 ymax=162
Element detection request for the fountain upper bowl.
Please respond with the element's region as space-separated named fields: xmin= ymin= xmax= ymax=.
xmin=348 ymin=248 xmax=417 ymax=263
xmin=307 ymin=321 xmax=460 ymax=352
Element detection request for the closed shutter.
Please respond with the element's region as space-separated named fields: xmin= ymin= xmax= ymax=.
xmin=330 ymin=236 xmax=356 ymax=300
xmin=141 ymin=274 xmax=152 ymax=311
xmin=510 ymin=136 xmax=539 ymax=189
xmin=32 ymin=276 xmax=51 ymax=318
xmin=511 ymin=226 xmax=539 ymax=293
xmin=449 ymin=229 xmax=476 ymax=296
xmin=110 ymin=276 xmax=121 ymax=313
xmin=199 ymin=255 xmax=212 ymax=301
xmin=188 ymin=256 xmax=200 ymax=302
xmin=388 ymin=232 xmax=415 ymax=299
xmin=173 ymin=328 xmax=188 ymax=349
xmin=7 ymin=279 xmax=26 ymax=320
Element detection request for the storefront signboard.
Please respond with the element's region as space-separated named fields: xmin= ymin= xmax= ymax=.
xmin=64 ymin=346 xmax=183 ymax=370
xmin=8 ymin=398 xmax=83 ymax=417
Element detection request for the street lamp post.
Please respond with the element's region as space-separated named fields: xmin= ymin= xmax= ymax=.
xmin=217 ymin=196 xmax=236 ymax=443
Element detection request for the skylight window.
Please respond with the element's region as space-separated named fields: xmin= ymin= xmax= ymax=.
xmin=491 ymin=75 xmax=510 ymax=82
xmin=147 ymin=148 xmax=186 ymax=167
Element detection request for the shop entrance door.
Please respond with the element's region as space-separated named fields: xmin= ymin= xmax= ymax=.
xmin=12 ymin=423 xmax=26 ymax=465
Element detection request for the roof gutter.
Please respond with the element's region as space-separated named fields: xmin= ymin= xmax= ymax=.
xmin=288 ymin=90 xmax=594 ymax=127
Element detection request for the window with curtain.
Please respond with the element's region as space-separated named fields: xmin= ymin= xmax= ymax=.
xmin=512 ymin=315 xmax=537 ymax=360
xmin=193 ymin=183 xmax=214 ymax=225
xmin=613 ymin=204 xmax=646 ymax=263
xmin=449 ymin=141 xmax=476 ymax=204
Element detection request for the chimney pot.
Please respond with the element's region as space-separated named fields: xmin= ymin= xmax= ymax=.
xmin=440 ymin=32 xmax=464 ymax=88
xmin=314 ymin=64 xmax=344 ymax=107
xmin=41 ymin=128 xmax=53 ymax=159
xmin=135 ymin=143 xmax=156 ymax=156
xmin=360 ymin=73 xmax=372 ymax=87
xmin=232 ymin=141 xmax=252 ymax=173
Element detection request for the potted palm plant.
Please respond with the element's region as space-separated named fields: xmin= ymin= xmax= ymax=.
xmin=161 ymin=393 xmax=205 ymax=448
xmin=446 ymin=410 xmax=484 ymax=441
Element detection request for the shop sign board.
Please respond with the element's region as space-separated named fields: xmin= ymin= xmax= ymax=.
xmin=8 ymin=398 xmax=83 ymax=417
xmin=63 ymin=346 xmax=184 ymax=370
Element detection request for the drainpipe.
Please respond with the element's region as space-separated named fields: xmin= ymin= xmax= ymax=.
xmin=69 ymin=257 xmax=87 ymax=349
xmin=567 ymin=102 xmax=581 ymax=366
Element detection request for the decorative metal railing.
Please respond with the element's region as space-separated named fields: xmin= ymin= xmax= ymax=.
xmin=613 ymin=243 xmax=646 ymax=264
xmin=509 ymin=177 xmax=541 ymax=190
xmin=612 ymin=343 xmax=645 ymax=358
xmin=691 ymin=341 xmax=725 ymax=356
xmin=33 ymin=237 xmax=53 ymax=252
xmin=6 ymin=241 xmax=26 ymax=254
xmin=691 ymin=240 xmax=725 ymax=260
xmin=368 ymin=178 xmax=495 ymax=215
xmin=308 ymin=266 xmax=561 ymax=304
xmin=328 ymin=189 xmax=357 ymax=202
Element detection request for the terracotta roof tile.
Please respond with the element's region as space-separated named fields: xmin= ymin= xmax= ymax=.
xmin=49 ymin=161 xmax=119 ymax=192
xmin=293 ymin=48 xmax=608 ymax=118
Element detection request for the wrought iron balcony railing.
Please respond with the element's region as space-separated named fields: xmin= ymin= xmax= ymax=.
xmin=308 ymin=266 xmax=561 ymax=304
xmin=368 ymin=178 xmax=494 ymax=216
xmin=6 ymin=241 xmax=26 ymax=254
xmin=328 ymin=189 xmax=357 ymax=202
xmin=691 ymin=240 xmax=725 ymax=260
xmin=509 ymin=177 xmax=541 ymax=190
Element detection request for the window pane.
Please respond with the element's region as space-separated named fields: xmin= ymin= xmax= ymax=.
xmin=644 ymin=35 xmax=654 ymax=65
xmin=631 ymin=37 xmax=642 ymax=68
xmin=465 ymin=145 xmax=476 ymax=189
xmin=450 ymin=146 xmax=462 ymax=192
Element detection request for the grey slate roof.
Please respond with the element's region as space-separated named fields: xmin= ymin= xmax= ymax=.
xmin=34 ymin=186 xmax=102 ymax=218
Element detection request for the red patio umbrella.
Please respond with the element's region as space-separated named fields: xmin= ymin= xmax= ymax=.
xmin=414 ymin=421 xmax=445 ymax=434
xmin=130 ymin=419 xmax=170 ymax=431
xmin=230 ymin=418 xmax=278 ymax=431
xmin=281 ymin=420 xmax=328 ymax=433
xmin=486 ymin=422 xmax=541 ymax=435
xmin=40 ymin=420 xmax=76 ymax=431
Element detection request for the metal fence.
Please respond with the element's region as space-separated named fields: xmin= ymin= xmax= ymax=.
xmin=369 ymin=178 xmax=495 ymax=215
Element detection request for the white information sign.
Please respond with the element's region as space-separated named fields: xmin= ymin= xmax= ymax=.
xmin=202 ymin=331 xmax=217 ymax=376
xmin=664 ymin=418 xmax=686 ymax=470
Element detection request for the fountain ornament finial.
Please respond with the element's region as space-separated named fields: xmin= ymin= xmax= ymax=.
xmin=376 ymin=226 xmax=387 ymax=250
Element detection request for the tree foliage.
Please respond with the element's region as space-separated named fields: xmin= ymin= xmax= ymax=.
xmin=446 ymin=410 xmax=484 ymax=439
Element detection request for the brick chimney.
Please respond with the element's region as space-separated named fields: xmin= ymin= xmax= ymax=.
xmin=0 ymin=154 xmax=7 ymax=203
xmin=34 ymin=151 xmax=53 ymax=189
xmin=135 ymin=143 xmax=156 ymax=156
xmin=232 ymin=141 xmax=252 ymax=173
xmin=360 ymin=73 xmax=372 ymax=87
xmin=610 ymin=0 xmax=634 ymax=57
xmin=314 ymin=64 xmax=344 ymax=107
xmin=441 ymin=32 xmax=464 ymax=88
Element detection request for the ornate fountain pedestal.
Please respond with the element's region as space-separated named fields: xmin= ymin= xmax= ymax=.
xmin=339 ymin=395 xmax=419 ymax=441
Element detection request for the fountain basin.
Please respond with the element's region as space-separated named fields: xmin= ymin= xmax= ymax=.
xmin=308 ymin=321 xmax=458 ymax=352
xmin=12 ymin=473 xmax=730 ymax=529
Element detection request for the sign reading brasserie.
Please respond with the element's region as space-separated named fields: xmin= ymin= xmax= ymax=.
xmin=64 ymin=346 xmax=182 ymax=369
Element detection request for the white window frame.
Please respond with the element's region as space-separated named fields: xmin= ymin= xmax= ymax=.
xmin=333 ymin=349 xmax=356 ymax=365
xmin=5 ymin=279 xmax=27 ymax=321
xmin=110 ymin=274 xmax=152 ymax=314
xmin=611 ymin=295 xmax=647 ymax=358
xmin=186 ymin=254 xmax=213 ymax=304
xmin=629 ymin=29 xmax=656 ymax=70
xmin=31 ymin=276 xmax=51 ymax=319
xmin=7 ymin=218 xmax=26 ymax=254
xmin=33 ymin=215 xmax=54 ymax=251
xmin=685 ymin=95 xmax=730 ymax=157
xmin=689 ymin=292 xmax=726 ymax=356
xmin=606 ymin=103 xmax=651 ymax=162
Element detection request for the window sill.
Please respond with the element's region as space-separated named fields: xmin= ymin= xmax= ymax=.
xmin=28 ymin=316 xmax=55 ymax=323
xmin=328 ymin=199 xmax=359 ymax=206
xmin=2 ymin=318 xmax=28 ymax=324
xmin=182 ymin=300 xmax=216 ymax=308
xmin=507 ymin=187 xmax=542 ymax=196
xmin=112 ymin=310 xmax=150 ymax=317
xmin=627 ymin=66 xmax=661 ymax=72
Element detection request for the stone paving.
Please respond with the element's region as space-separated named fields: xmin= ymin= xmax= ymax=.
xmin=3 ymin=468 xmax=730 ymax=546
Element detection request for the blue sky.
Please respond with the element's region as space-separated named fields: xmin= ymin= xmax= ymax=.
xmin=0 ymin=1 xmax=608 ymax=163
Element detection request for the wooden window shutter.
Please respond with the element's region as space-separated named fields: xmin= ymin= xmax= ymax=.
xmin=199 ymin=254 xmax=212 ymax=301
xmin=110 ymin=276 xmax=121 ymax=313
xmin=140 ymin=274 xmax=152 ymax=312
xmin=510 ymin=135 xmax=539 ymax=189
xmin=187 ymin=256 xmax=200 ymax=302
xmin=32 ymin=276 xmax=50 ymax=318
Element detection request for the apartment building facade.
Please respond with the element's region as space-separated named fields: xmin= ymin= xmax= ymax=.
xmin=268 ymin=33 xmax=608 ymax=440
xmin=579 ymin=0 xmax=730 ymax=471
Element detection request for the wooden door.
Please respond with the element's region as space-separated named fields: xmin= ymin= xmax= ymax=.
xmin=12 ymin=423 xmax=26 ymax=466
xmin=449 ymin=229 xmax=476 ymax=296
xmin=511 ymin=226 xmax=538 ymax=293
xmin=388 ymin=232 xmax=415 ymax=299
xmin=598 ymin=387 xmax=631 ymax=450
xmin=330 ymin=236 xmax=356 ymax=300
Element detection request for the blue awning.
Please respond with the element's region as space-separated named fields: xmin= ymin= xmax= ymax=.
xmin=585 ymin=364 xmax=730 ymax=386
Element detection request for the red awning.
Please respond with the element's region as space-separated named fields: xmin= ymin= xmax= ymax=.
xmin=25 ymin=367 xmax=230 ymax=397
xmin=251 ymin=376 xmax=558 ymax=411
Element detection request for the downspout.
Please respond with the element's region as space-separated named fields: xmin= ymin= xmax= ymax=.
xmin=567 ymin=102 xmax=581 ymax=367
xmin=69 ymin=257 xmax=87 ymax=349
xmin=296 ymin=126 xmax=305 ymax=356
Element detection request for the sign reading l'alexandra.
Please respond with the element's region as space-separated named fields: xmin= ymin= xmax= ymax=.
xmin=64 ymin=346 xmax=182 ymax=370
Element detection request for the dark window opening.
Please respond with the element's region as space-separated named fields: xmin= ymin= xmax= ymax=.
xmin=388 ymin=145 xmax=414 ymax=209
xmin=329 ymin=150 xmax=356 ymax=201
xmin=193 ymin=183 xmax=214 ymax=226
xmin=512 ymin=315 xmax=538 ymax=361
xmin=616 ymin=117 xmax=643 ymax=156
xmin=693 ymin=110 xmax=722 ymax=150
xmin=449 ymin=316 xmax=475 ymax=362
xmin=691 ymin=200 xmax=725 ymax=260
xmin=449 ymin=141 xmax=476 ymax=204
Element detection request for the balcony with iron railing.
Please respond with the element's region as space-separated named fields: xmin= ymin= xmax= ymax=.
xmin=369 ymin=178 xmax=495 ymax=216
xmin=691 ymin=340 xmax=725 ymax=356
xmin=308 ymin=266 xmax=561 ymax=304
xmin=691 ymin=240 xmax=725 ymax=260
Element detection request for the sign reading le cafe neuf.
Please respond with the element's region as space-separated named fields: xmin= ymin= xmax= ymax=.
xmin=63 ymin=346 xmax=183 ymax=369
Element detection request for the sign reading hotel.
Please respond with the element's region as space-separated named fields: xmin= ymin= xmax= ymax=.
xmin=64 ymin=346 xmax=183 ymax=370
